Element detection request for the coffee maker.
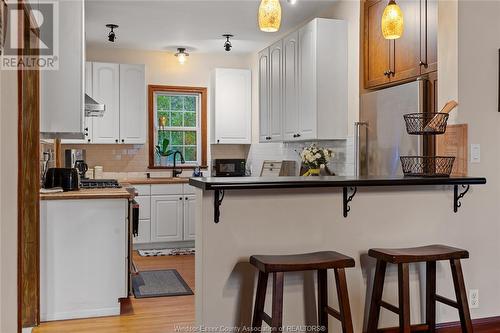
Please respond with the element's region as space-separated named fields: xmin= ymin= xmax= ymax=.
xmin=65 ymin=149 xmax=88 ymax=179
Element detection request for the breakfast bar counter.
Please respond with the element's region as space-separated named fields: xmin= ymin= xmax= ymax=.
xmin=190 ymin=175 xmax=486 ymax=331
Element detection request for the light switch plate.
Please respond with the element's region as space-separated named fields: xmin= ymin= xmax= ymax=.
xmin=471 ymin=144 xmax=481 ymax=163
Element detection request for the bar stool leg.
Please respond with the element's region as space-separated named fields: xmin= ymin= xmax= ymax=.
xmin=450 ymin=259 xmax=474 ymax=333
xmin=367 ymin=260 xmax=387 ymax=333
xmin=335 ymin=268 xmax=354 ymax=333
xmin=398 ymin=263 xmax=411 ymax=333
xmin=271 ymin=272 xmax=284 ymax=331
xmin=426 ymin=261 xmax=437 ymax=332
xmin=317 ymin=270 xmax=328 ymax=332
xmin=252 ymin=271 xmax=269 ymax=329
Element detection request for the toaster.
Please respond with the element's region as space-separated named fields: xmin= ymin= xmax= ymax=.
xmin=44 ymin=168 xmax=80 ymax=191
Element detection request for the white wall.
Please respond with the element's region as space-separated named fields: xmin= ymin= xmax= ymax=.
xmin=0 ymin=69 xmax=19 ymax=332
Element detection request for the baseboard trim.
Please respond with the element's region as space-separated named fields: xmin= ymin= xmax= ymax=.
xmin=372 ymin=316 xmax=500 ymax=332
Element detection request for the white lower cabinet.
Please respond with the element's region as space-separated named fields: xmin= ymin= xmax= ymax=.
xmin=151 ymin=195 xmax=184 ymax=243
xmin=134 ymin=184 xmax=196 ymax=245
xmin=183 ymin=195 xmax=196 ymax=241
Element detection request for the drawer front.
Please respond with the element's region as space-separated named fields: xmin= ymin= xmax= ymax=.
xmin=151 ymin=184 xmax=183 ymax=195
xmin=135 ymin=196 xmax=151 ymax=220
xmin=133 ymin=219 xmax=151 ymax=244
xmin=183 ymin=184 xmax=196 ymax=194
xmin=133 ymin=184 xmax=151 ymax=196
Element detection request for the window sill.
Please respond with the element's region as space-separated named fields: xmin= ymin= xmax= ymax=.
xmin=148 ymin=165 xmax=208 ymax=170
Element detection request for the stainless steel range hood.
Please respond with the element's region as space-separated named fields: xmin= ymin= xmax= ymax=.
xmin=85 ymin=94 xmax=105 ymax=117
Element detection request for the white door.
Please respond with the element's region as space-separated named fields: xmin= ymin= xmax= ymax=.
xmin=213 ymin=68 xmax=252 ymax=144
xmin=269 ymin=40 xmax=283 ymax=141
xmin=92 ymin=62 xmax=120 ymax=144
xmin=151 ymin=195 xmax=183 ymax=242
xmin=183 ymin=195 xmax=196 ymax=241
xmin=298 ymin=22 xmax=317 ymax=139
xmin=119 ymin=64 xmax=146 ymax=144
xmin=258 ymin=48 xmax=270 ymax=142
xmin=283 ymin=32 xmax=300 ymax=141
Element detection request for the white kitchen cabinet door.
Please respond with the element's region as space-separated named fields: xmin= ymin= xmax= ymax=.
xmin=40 ymin=0 xmax=84 ymax=139
xmin=212 ymin=68 xmax=252 ymax=144
xmin=269 ymin=40 xmax=283 ymax=142
xmin=298 ymin=21 xmax=318 ymax=140
xmin=92 ymin=62 xmax=120 ymax=144
xmin=151 ymin=195 xmax=184 ymax=242
xmin=119 ymin=64 xmax=146 ymax=144
xmin=133 ymin=219 xmax=151 ymax=244
xmin=183 ymin=195 xmax=196 ymax=241
xmin=62 ymin=62 xmax=93 ymax=144
xmin=258 ymin=48 xmax=271 ymax=142
xmin=283 ymin=32 xmax=300 ymax=141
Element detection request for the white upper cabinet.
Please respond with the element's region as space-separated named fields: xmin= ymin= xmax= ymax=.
xmin=269 ymin=40 xmax=284 ymax=141
xmin=283 ymin=31 xmax=300 ymax=141
xmin=92 ymin=62 xmax=120 ymax=144
xmin=258 ymin=18 xmax=348 ymax=142
xmin=212 ymin=68 xmax=252 ymax=144
xmin=258 ymin=49 xmax=270 ymax=142
xmin=40 ymin=0 xmax=84 ymax=139
xmin=119 ymin=64 xmax=146 ymax=144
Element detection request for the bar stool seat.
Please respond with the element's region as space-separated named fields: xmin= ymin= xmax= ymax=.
xmin=369 ymin=244 xmax=469 ymax=263
xmin=366 ymin=244 xmax=473 ymax=333
xmin=250 ymin=251 xmax=355 ymax=333
xmin=250 ymin=251 xmax=355 ymax=273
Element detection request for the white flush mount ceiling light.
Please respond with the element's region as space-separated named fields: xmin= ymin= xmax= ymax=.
xmin=175 ymin=48 xmax=189 ymax=65
xmin=258 ymin=0 xmax=282 ymax=33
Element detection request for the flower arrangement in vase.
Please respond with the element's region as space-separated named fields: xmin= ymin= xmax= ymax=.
xmin=300 ymin=144 xmax=334 ymax=176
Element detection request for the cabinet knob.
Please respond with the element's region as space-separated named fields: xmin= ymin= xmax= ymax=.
xmin=217 ymin=139 xmax=220 ymax=143
xmin=84 ymin=127 xmax=88 ymax=131
xmin=185 ymin=197 xmax=188 ymax=200
xmin=121 ymin=139 xmax=125 ymax=143
xmin=87 ymin=139 xmax=91 ymax=143
xmin=293 ymin=134 xmax=297 ymax=138
xmin=115 ymin=139 xmax=119 ymax=143
xmin=266 ymin=136 xmax=271 ymax=140
xmin=296 ymin=133 xmax=301 ymax=137
xmin=419 ymin=61 xmax=428 ymax=68
xmin=383 ymin=70 xmax=388 ymax=76
xmin=179 ymin=197 xmax=183 ymax=200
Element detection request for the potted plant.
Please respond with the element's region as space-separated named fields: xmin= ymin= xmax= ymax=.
xmin=300 ymin=144 xmax=334 ymax=176
xmin=156 ymin=138 xmax=174 ymax=166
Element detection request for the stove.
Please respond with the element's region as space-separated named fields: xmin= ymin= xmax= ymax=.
xmin=80 ymin=179 xmax=122 ymax=189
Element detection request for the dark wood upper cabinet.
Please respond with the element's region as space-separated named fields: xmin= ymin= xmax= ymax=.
xmin=364 ymin=0 xmax=437 ymax=89
xmin=364 ymin=0 xmax=391 ymax=87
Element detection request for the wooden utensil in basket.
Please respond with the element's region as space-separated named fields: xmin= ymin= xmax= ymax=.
xmin=424 ymin=100 xmax=458 ymax=132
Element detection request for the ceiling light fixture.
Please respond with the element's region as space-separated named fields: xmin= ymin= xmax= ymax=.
xmin=381 ymin=0 xmax=404 ymax=39
xmin=222 ymin=34 xmax=233 ymax=52
xmin=175 ymin=48 xmax=189 ymax=65
xmin=287 ymin=0 xmax=297 ymax=4
xmin=258 ymin=0 xmax=282 ymax=33
xmin=106 ymin=24 xmax=118 ymax=42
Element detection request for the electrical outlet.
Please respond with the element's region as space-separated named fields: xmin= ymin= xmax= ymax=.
xmin=470 ymin=289 xmax=479 ymax=308
xmin=471 ymin=144 xmax=481 ymax=163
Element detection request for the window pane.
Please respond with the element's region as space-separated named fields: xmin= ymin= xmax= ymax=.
xmin=184 ymin=146 xmax=197 ymax=162
xmin=170 ymin=131 xmax=184 ymax=146
xmin=171 ymin=96 xmax=183 ymax=111
xmin=157 ymin=95 xmax=170 ymax=110
xmin=184 ymin=96 xmax=196 ymax=111
xmin=185 ymin=131 xmax=196 ymax=145
xmin=184 ymin=112 xmax=196 ymax=127
xmin=171 ymin=112 xmax=183 ymax=126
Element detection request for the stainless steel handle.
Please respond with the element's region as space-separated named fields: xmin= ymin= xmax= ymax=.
xmin=354 ymin=122 xmax=368 ymax=176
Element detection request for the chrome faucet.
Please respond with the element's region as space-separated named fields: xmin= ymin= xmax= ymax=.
xmin=172 ymin=151 xmax=185 ymax=178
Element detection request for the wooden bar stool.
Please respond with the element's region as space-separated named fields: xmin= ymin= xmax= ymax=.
xmin=250 ymin=251 xmax=355 ymax=333
xmin=366 ymin=244 xmax=473 ymax=333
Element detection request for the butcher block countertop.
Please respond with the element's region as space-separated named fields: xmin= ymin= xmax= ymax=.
xmin=40 ymin=187 xmax=134 ymax=201
xmin=123 ymin=177 xmax=190 ymax=185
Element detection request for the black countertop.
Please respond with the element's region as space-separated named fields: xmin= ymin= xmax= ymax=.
xmin=189 ymin=176 xmax=487 ymax=190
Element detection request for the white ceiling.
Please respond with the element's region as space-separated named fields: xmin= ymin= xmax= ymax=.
xmin=85 ymin=0 xmax=337 ymax=54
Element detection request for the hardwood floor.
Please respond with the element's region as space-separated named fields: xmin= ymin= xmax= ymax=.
xmin=33 ymin=252 xmax=195 ymax=333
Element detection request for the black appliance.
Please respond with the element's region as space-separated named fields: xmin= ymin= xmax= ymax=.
xmin=80 ymin=179 xmax=122 ymax=189
xmin=212 ymin=159 xmax=246 ymax=177
xmin=74 ymin=160 xmax=88 ymax=179
xmin=44 ymin=168 xmax=80 ymax=191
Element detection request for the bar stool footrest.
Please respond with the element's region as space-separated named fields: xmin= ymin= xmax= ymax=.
xmin=325 ymin=305 xmax=341 ymax=320
xmin=436 ymin=294 xmax=459 ymax=309
xmin=261 ymin=312 xmax=272 ymax=326
xmin=380 ymin=300 xmax=400 ymax=314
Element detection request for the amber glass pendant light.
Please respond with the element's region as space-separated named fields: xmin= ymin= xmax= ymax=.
xmin=381 ymin=0 xmax=404 ymax=39
xmin=258 ymin=0 xmax=282 ymax=33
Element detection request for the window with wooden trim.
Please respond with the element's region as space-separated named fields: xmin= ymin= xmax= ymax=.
xmin=148 ymin=85 xmax=207 ymax=169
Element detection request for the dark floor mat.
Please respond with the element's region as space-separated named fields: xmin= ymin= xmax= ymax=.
xmin=132 ymin=269 xmax=193 ymax=298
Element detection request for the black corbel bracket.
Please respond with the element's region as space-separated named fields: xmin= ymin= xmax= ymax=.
xmin=214 ymin=189 xmax=225 ymax=223
xmin=343 ymin=187 xmax=358 ymax=218
xmin=454 ymin=184 xmax=470 ymax=213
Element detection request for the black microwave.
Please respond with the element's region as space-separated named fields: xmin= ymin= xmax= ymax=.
xmin=212 ymin=159 xmax=246 ymax=177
